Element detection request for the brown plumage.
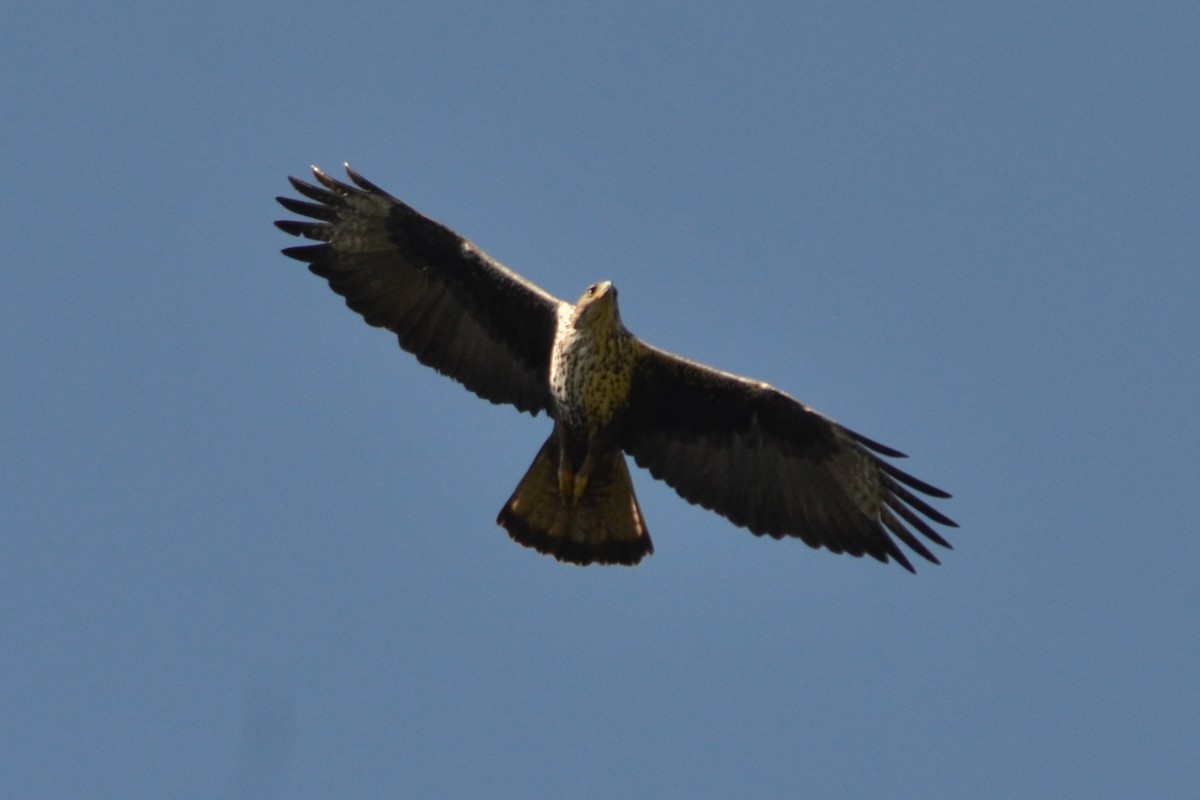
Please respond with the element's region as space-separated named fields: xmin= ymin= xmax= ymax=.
xmin=275 ymin=165 xmax=957 ymax=571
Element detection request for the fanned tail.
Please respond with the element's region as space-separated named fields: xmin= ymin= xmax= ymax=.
xmin=497 ymin=435 xmax=653 ymax=566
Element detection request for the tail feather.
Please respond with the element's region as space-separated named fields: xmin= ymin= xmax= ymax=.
xmin=497 ymin=436 xmax=653 ymax=566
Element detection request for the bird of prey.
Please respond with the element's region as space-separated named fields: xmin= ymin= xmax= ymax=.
xmin=275 ymin=165 xmax=957 ymax=571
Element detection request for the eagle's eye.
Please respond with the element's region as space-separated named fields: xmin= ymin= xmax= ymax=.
xmin=586 ymin=283 xmax=598 ymax=296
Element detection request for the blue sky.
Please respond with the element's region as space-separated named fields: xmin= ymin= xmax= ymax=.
xmin=3 ymin=1 xmax=1197 ymax=797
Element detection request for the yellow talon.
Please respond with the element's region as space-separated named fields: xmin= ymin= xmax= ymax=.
xmin=571 ymin=474 xmax=589 ymax=506
xmin=557 ymin=458 xmax=593 ymax=508
xmin=558 ymin=463 xmax=575 ymax=506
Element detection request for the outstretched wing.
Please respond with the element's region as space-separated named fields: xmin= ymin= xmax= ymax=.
xmin=275 ymin=165 xmax=567 ymax=415
xmin=620 ymin=344 xmax=957 ymax=572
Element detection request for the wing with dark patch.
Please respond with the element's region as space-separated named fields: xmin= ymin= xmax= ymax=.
xmin=275 ymin=165 xmax=566 ymax=415
xmin=620 ymin=344 xmax=957 ymax=571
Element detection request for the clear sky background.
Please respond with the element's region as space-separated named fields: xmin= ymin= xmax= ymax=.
xmin=3 ymin=2 xmax=1197 ymax=798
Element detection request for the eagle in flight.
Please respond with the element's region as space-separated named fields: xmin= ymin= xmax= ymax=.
xmin=276 ymin=165 xmax=957 ymax=571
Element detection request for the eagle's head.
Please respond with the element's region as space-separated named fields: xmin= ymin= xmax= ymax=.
xmin=576 ymin=281 xmax=624 ymax=326
xmin=573 ymin=281 xmax=622 ymax=331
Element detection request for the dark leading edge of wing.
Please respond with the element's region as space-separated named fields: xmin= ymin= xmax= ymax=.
xmin=275 ymin=165 xmax=565 ymax=416
xmin=621 ymin=346 xmax=957 ymax=572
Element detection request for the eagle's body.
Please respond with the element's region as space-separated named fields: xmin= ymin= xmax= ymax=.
xmin=549 ymin=283 xmax=634 ymax=436
xmin=276 ymin=165 xmax=957 ymax=571
xmin=502 ymin=282 xmax=651 ymax=565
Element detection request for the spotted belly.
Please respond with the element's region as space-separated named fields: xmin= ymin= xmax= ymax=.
xmin=549 ymin=327 xmax=635 ymax=434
